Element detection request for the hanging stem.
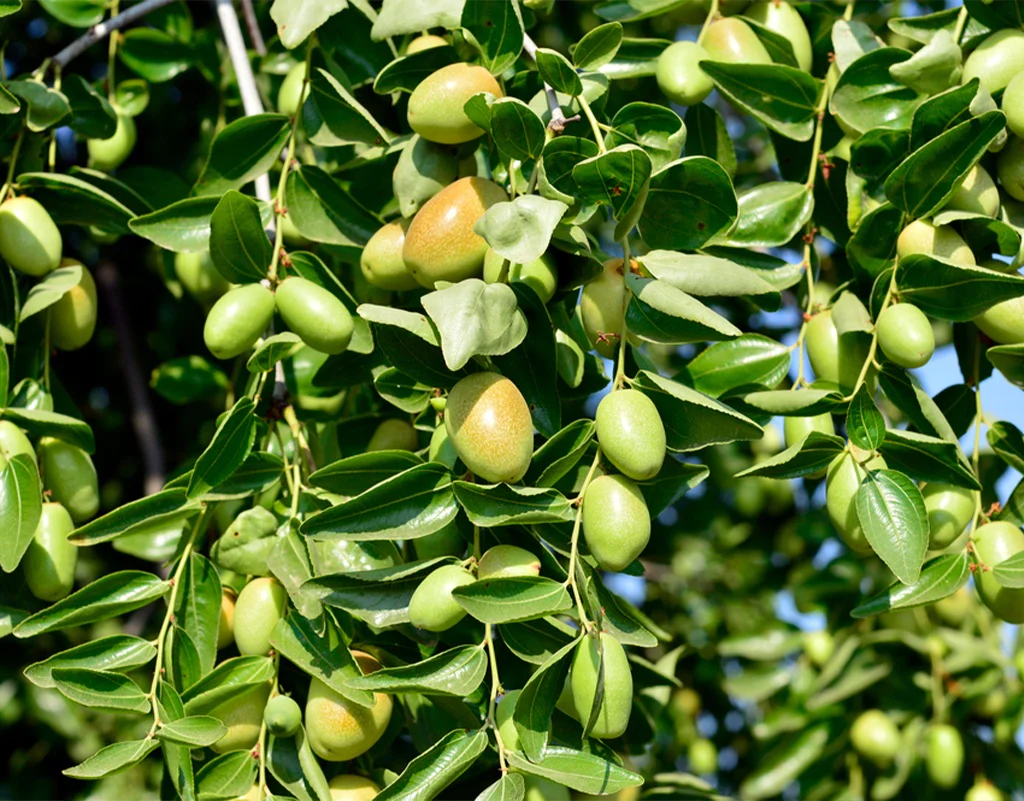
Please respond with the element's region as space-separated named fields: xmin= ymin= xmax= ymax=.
xmin=565 ymin=451 xmax=602 ymax=632
xmin=484 ymin=624 xmax=508 ymax=771
xmin=106 ymin=0 xmax=120 ymax=101
xmin=1 ymin=123 xmax=26 ymax=203
xmin=614 ymin=238 xmax=632 ymax=389
xmin=696 ymin=0 xmax=720 ymax=46
xmin=577 ymin=95 xmax=605 ymax=153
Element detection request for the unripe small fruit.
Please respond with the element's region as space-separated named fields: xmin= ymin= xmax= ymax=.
xmin=361 ymin=219 xmax=419 ymax=291
xmin=876 ymin=303 xmax=934 ymax=369
xmin=445 ymin=372 xmax=533 ymax=484
xmin=973 ymin=521 xmax=1024 ymax=623
xmin=962 ymin=29 xmax=1024 ymax=95
xmin=277 ymin=62 xmax=308 ymax=117
xmin=264 ymin=694 xmax=302 ymax=737
xmin=211 ymin=681 xmax=272 ymax=754
xmin=1003 ymin=72 xmax=1024 ymax=139
xmin=595 ymin=389 xmax=666 ymax=481
xmin=477 ymin=545 xmax=540 ymax=579
xmin=655 ymin=41 xmax=714 ymax=106
xmin=966 ymin=781 xmax=1006 ymax=801
xmin=483 ymin=248 xmax=558 ymax=304
xmin=850 ymin=709 xmax=900 ymax=768
xmin=583 ymin=475 xmax=651 ymax=572
xmin=367 ymin=419 xmax=418 ymax=452
xmin=305 ymin=651 xmax=392 ymax=761
xmin=805 ymin=310 xmax=839 ymax=383
xmin=570 ymin=632 xmax=633 ymax=739
xmin=701 ymin=18 xmax=772 ymax=66
xmin=925 ymin=723 xmax=964 ymax=790
xmin=997 ymin=136 xmax=1024 ymax=202
xmin=218 ymin=590 xmax=236 ymax=649
xmin=407 ymin=63 xmax=503 ymax=144
xmin=204 ymin=284 xmax=275 ymax=360
xmin=50 ymin=261 xmax=98 ymax=351
xmin=944 ymin=165 xmax=1000 ymax=218
xmin=825 ymin=450 xmax=887 ymax=554
xmin=275 ymin=277 xmax=353 ymax=356
xmin=407 ymin=34 xmax=447 ymax=54
xmin=934 ymin=587 xmax=972 ymax=626
xmin=783 ymin=413 xmax=834 ymax=448
xmin=328 ymin=775 xmax=381 ymax=801
xmin=0 ymin=421 xmax=36 ymax=466
xmin=896 ymin=220 xmax=976 ymax=265
xmin=688 ymin=738 xmax=718 ymax=774
xmin=175 ymin=251 xmax=230 ymax=305
xmin=233 ymin=577 xmax=288 ymax=656
xmin=581 ymin=258 xmax=630 ymax=358
xmin=408 ymin=564 xmax=476 ymax=631
xmin=803 ymin=629 xmax=834 ymax=666
xmin=974 ymin=296 xmax=1024 ymax=345
xmin=87 ymin=107 xmax=136 ymax=171
xmin=23 ymin=503 xmax=77 ymax=602
xmin=0 ymin=196 xmax=63 ymax=276
xmin=39 ymin=437 xmax=100 ymax=524
xmin=922 ymin=483 xmax=977 ymax=550
xmin=746 ymin=1 xmax=813 ymax=71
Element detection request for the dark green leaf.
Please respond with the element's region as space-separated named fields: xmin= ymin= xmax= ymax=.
xmin=266 ymin=727 xmax=333 ymax=801
xmin=24 ymin=635 xmax=156 ymax=689
xmin=285 ymin=166 xmax=380 ymax=251
xmin=639 ymin=157 xmax=737 ymax=250
xmin=489 ymin=98 xmax=546 ymax=162
xmin=349 ymin=645 xmax=487 ymax=697
xmin=852 ymin=553 xmax=970 ymax=617
xmin=535 ymin=48 xmax=583 ymax=97
xmin=514 ymin=638 xmax=576 ymax=761
xmin=156 ymin=716 xmax=228 ymax=748
xmin=306 ymin=67 xmax=392 ymax=148
xmin=847 ymin=385 xmax=885 ymax=451
xmin=989 ymin=422 xmax=1024 ymax=474
xmin=130 ymin=195 xmax=273 ymax=253
xmin=687 ymin=334 xmax=791 ymax=398
xmin=830 ymin=48 xmax=922 ymax=135
xmin=0 ymin=453 xmax=42 ymax=573
xmin=736 ymin=432 xmax=845 ymax=480
xmin=62 ymin=74 xmax=116 ymax=139
xmin=856 ymin=469 xmax=929 ymax=585
xmin=17 ymin=171 xmax=133 ymax=233
xmin=574 ymin=22 xmax=624 ymax=70
xmin=195 ymin=750 xmax=257 ymax=800
xmin=461 ymin=0 xmax=523 ymax=75
xmin=187 ymin=398 xmax=257 ymax=500
xmin=375 ymin=729 xmax=488 ymax=801
xmin=209 ymin=190 xmax=272 ymax=283
xmin=724 ymin=181 xmax=814 ymax=248
xmin=1 ymin=407 xmax=94 ymax=452
xmin=181 ymin=656 xmax=275 ymax=715
xmin=374 ymin=46 xmax=461 ymax=94
xmin=69 ymin=489 xmax=200 ymax=546
xmin=526 ymin=420 xmax=596 ymax=489
xmin=193 ymin=114 xmax=290 ymax=196
xmin=52 ymin=667 xmax=151 ymax=714
xmin=572 ymin=145 xmax=651 ymax=224
xmin=453 ymin=576 xmax=572 ymax=624
xmin=604 ymin=102 xmax=685 ymax=172
xmin=879 ymin=428 xmax=980 ymax=489
xmin=119 ymin=28 xmax=195 ymax=83
xmin=506 ymin=747 xmax=643 ymax=795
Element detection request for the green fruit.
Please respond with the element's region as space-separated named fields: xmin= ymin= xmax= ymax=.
xmin=0 ymin=196 xmax=63 ymax=276
xmin=746 ymin=1 xmax=812 ymax=71
xmin=997 ymin=135 xmax=1024 ymax=202
xmin=204 ymin=284 xmax=275 ymax=360
xmin=211 ymin=506 xmax=278 ymax=577
xmin=327 ymin=775 xmax=382 ymax=801
xmin=277 ymin=62 xmax=308 ymax=117
xmin=412 ymin=521 xmax=464 ymax=560
xmin=876 ymin=303 xmax=934 ymax=369
xmin=974 ymin=296 xmax=1024 ymax=344
xmin=495 ymin=689 xmax=520 ymax=751
xmin=595 ymin=389 xmax=666 ymax=481
xmin=211 ymin=681 xmax=272 ymax=754
xmin=218 ymin=590 xmax=235 ymax=649
xmin=87 ymin=108 xmax=136 ymax=171
xmin=838 ymin=329 xmax=874 ymax=393
xmin=175 ymin=251 xmax=230 ymax=304
xmin=427 ymin=423 xmax=459 ymax=470
xmin=524 ymin=777 xmax=570 ymax=801
xmin=23 ymin=502 xmax=77 ymax=602
xmin=407 ymin=34 xmax=448 ymax=54
xmin=445 ymin=372 xmax=533 ymax=484
xmin=407 ymin=63 xmax=503 ymax=144
xmin=850 ymin=709 xmax=900 ymax=768
xmin=1003 ymin=72 xmax=1024 ymax=139
xmin=925 ymin=723 xmax=963 ymax=790
xmin=923 ymin=483 xmax=977 ymax=549
xmin=367 ymin=419 xmax=418 ymax=452
xmin=581 ymin=258 xmax=629 ymax=358
xmin=934 ymin=587 xmax=971 ymax=626
xmin=702 ymin=18 xmax=772 ymax=66
xmin=408 ymin=564 xmax=475 ymax=631
xmin=583 ymin=475 xmax=650 ymax=572
xmin=805 ymin=310 xmax=839 ymax=382
xmin=803 ymin=629 xmax=834 ymax=666
xmin=944 ymin=165 xmax=1000 ymax=217
xmin=655 ymin=41 xmax=714 ymax=106
xmin=477 ymin=545 xmax=540 ymax=579
xmin=39 ymin=437 xmax=100 ymax=524
xmin=966 ymin=781 xmax=1005 ymax=801
xmin=264 ymin=694 xmax=302 ymax=737
xmin=783 ymin=413 xmax=834 ymax=448
xmin=483 ymin=247 xmax=558 ymax=304
xmin=973 ymin=521 xmax=1024 ymax=623
xmin=896 ymin=220 xmax=976 ymax=265
xmin=0 ymin=421 xmax=36 ymax=466
xmin=50 ymin=261 xmax=98 ymax=351
xmin=688 ymin=738 xmax=718 ymax=774
xmin=569 ymin=632 xmax=633 ymax=739
xmin=962 ymin=29 xmax=1024 ymax=95
xmin=825 ymin=449 xmax=887 ymax=554
xmin=403 ymin=177 xmax=507 ymax=287
xmin=361 ymin=219 xmax=420 ymax=291
xmin=275 ymin=277 xmax=353 ymax=356
xmin=233 ymin=577 xmax=288 ymax=655
xmin=305 ymin=651 xmax=392 ymax=761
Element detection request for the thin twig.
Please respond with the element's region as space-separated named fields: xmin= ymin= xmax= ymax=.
xmin=51 ymin=0 xmax=178 ymax=70
xmin=240 ymin=0 xmax=267 ymax=56
xmin=96 ymin=262 xmax=166 ymax=495
xmin=522 ymin=32 xmax=577 ymax=134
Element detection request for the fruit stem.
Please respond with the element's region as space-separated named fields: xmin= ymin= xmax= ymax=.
xmin=522 ymin=33 xmax=572 ymax=134
xmin=845 ymin=257 xmax=900 ymax=401
xmin=1 ymin=122 xmax=25 ymax=203
xmin=48 ymin=67 xmax=61 ymax=172
xmin=968 ymin=345 xmax=984 ymax=540
xmin=106 ymin=0 xmax=120 ymax=101
xmin=257 ymin=654 xmax=279 ymax=801
xmin=282 ymin=403 xmax=316 ymax=475
xmin=473 ymin=524 xmax=481 ymax=561
xmin=696 ymin=0 xmax=719 ymax=47
xmin=483 ymin=623 xmax=508 ymax=771
xmin=614 ymin=238 xmax=632 ymax=389
xmin=843 ymin=1 xmax=856 ymax=22
xmin=577 ymin=95 xmax=605 ymax=154
xmin=952 ymin=4 xmax=969 ymax=43
xmin=565 ymin=450 xmax=603 ymax=632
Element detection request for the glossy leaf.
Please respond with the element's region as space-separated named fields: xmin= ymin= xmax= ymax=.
xmin=896 ymin=254 xmax=1024 ymax=322
xmin=723 ymin=181 xmax=814 ymax=248
xmin=847 ymin=386 xmax=885 ymax=451
xmin=64 ymin=739 xmax=160 ymax=780
xmin=852 ymin=553 xmax=970 ymax=617
xmin=514 ymin=638 xmax=576 ymax=761
xmin=0 ymin=453 xmax=42 ymax=573
xmin=69 ymin=489 xmax=200 ymax=546
xmin=375 ymin=729 xmax=488 ymax=801
xmin=686 ymin=335 xmax=791 ymax=398
xmin=186 ymin=398 xmax=257 ymax=500
xmin=349 ymin=645 xmax=487 ymax=697
xmin=638 ymin=157 xmax=737 ymax=251
xmin=24 ymin=635 xmax=156 ymax=689
xmin=506 ymin=748 xmax=644 ymax=795
xmin=856 ymin=468 xmax=929 ymax=585
xmin=736 ymin=432 xmax=846 ymax=480
xmin=52 ymin=668 xmax=151 ymax=714
xmin=129 ymin=195 xmax=273 ymax=253
xmin=193 ymin=113 xmax=290 ymax=196
xmin=209 ymin=190 xmax=272 ymax=283
xmin=452 ymin=576 xmax=573 ymax=624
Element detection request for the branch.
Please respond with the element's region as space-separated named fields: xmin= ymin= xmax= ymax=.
xmin=522 ymin=33 xmax=578 ymax=134
xmin=239 ymin=0 xmax=267 ymax=56
xmin=51 ymin=0 xmax=179 ymax=70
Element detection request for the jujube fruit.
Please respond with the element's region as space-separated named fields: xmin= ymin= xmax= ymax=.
xmin=961 ymin=29 xmax=1024 ymax=95
xmin=23 ymin=502 xmax=77 ymax=602
xmin=974 ymin=296 xmax=1024 ymax=345
xmin=746 ymin=0 xmax=813 ymax=71
xmin=944 ymin=164 xmax=999 ymax=217
xmin=825 ymin=449 xmax=887 ymax=554
xmin=328 ymin=775 xmax=382 ymax=801
xmin=876 ymin=303 xmax=934 ymax=368
xmin=232 ymin=577 xmax=288 ymax=655
xmin=849 ymin=709 xmax=900 ymax=768
xmin=394 ymin=135 xmax=460 ymax=217
xmin=211 ymin=681 xmax=272 ymax=754
xmin=445 ymin=372 xmax=533 ymax=484
xmin=263 ymin=694 xmax=302 ymax=737
xmin=403 ymin=177 xmax=507 ymax=288
xmin=0 ymin=196 xmax=63 ymax=276
xmin=0 ymin=421 xmax=36 ymax=465
xmin=483 ymin=248 xmax=558 ymax=304
xmin=805 ymin=310 xmax=839 ymax=383
xmin=582 ymin=474 xmax=651 ymax=572
xmin=783 ymin=413 xmax=834 ymax=448
xmin=688 ymin=737 xmax=718 ymax=774
xmin=922 ymin=482 xmax=977 ymax=550
xmin=427 ymin=423 xmax=459 ymax=470
xmin=701 ymin=18 xmax=772 ymax=66
xmin=277 ymin=62 xmax=308 ymax=117
xmin=655 ymin=41 xmax=714 ymax=106
xmin=406 ymin=34 xmax=447 ymax=55
xmin=87 ymin=107 xmax=136 ymax=171
xmin=1003 ymin=71 xmax=1024 ymax=139
xmin=50 ymin=261 xmax=98 ymax=351
xmin=408 ymin=564 xmax=475 ymax=631
xmin=803 ymin=629 xmax=834 ymax=666
xmin=973 ymin=521 xmax=1024 ymax=623
xmin=366 ymin=419 xmax=418 ymax=452
xmin=925 ymin=723 xmax=964 ymax=789
xmin=595 ymin=388 xmax=666 ymax=481
xmin=996 ymin=136 xmax=1024 ymax=202
xmin=305 ymin=651 xmax=392 ymax=761
xmin=275 ymin=276 xmax=353 ymax=356
xmin=896 ymin=220 xmax=976 ymax=265
xmin=407 ymin=63 xmax=503 ymax=144
xmin=569 ymin=632 xmax=633 ymax=739
xmin=360 ymin=219 xmax=419 ymax=291
xmin=39 ymin=437 xmax=100 ymax=524
xmin=218 ymin=590 xmax=236 ymax=649
xmin=204 ymin=284 xmax=275 ymax=359
xmin=477 ymin=545 xmax=540 ymax=579
xmin=966 ymin=782 xmax=1005 ymax=801
xmin=175 ymin=251 xmax=230 ymax=305
xmin=581 ymin=258 xmax=630 ymax=359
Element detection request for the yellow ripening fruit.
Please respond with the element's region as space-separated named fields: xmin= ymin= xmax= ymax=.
xmin=407 ymin=35 xmax=448 ymax=55
xmin=655 ymin=41 xmax=714 ymax=106
xmin=922 ymin=483 xmax=977 ymax=550
xmin=974 ymin=296 xmax=1024 ymax=345
xmin=943 ymin=165 xmax=1000 ymax=217
xmin=305 ymin=651 xmax=393 ymax=761
xmin=38 ymin=437 xmax=100 ymax=524
xmin=825 ymin=449 xmax=886 ymax=554
xmin=583 ymin=475 xmax=650 ymax=572
xmin=328 ymin=774 xmax=382 ymax=801
xmin=403 ymin=177 xmax=508 ymax=288
xmin=232 ymin=577 xmax=288 ymax=656
xmin=962 ymin=29 xmax=1024 ymax=96
xmin=896 ymin=220 xmax=976 ymax=265
xmin=746 ymin=1 xmax=813 ymax=71
xmin=275 ymin=277 xmax=353 ymax=356
xmin=702 ymin=18 xmax=772 ymax=66
xmin=366 ymin=419 xmax=418 ymax=452
xmin=0 ymin=196 xmax=63 ymax=276
xmin=973 ymin=521 xmax=1024 ymax=623
xmin=595 ymin=388 xmax=666 ymax=481
xmin=50 ymin=261 xmax=98 ymax=351
xmin=581 ymin=258 xmax=630 ymax=359
xmin=204 ymin=284 xmax=275 ymax=360
xmin=211 ymin=681 xmax=272 ymax=754
xmin=876 ymin=303 xmax=934 ymax=369
xmin=218 ymin=590 xmax=236 ymax=649
xmin=360 ymin=219 xmax=420 ymax=291
xmin=477 ymin=545 xmax=540 ymax=579
xmin=23 ymin=502 xmax=77 ymax=602
xmin=408 ymin=564 xmax=475 ymax=631
xmin=570 ymin=632 xmax=633 ymax=740
xmin=87 ymin=107 xmax=136 ymax=171
xmin=407 ymin=63 xmax=503 ymax=144
xmin=445 ymin=372 xmax=533 ymax=484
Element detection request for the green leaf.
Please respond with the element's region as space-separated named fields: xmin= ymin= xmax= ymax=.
xmin=24 ymin=635 xmax=156 ymax=689
xmin=181 ymin=656 xmax=275 ymax=715
xmin=847 ymin=202 xmax=901 ymax=279
xmin=63 ymin=738 xmax=160 ymax=780
xmin=207 ymin=452 xmax=286 ymax=499
xmin=852 ymin=553 xmax=970 ymax=617
xmin=39 ymin=0 xmax=105 ymax=26
xmin=638 ymin=457 xmax=708 ymax=517
xmin=209 ymin=190 xmax=272 ymax=283
xmin=0 ymin=453 xmax=42 ymax=573
xmin=302 ymin=463 xmax=458 ymax=541
xmin=270 ymin=524 xmax=323 ymax=621
xmin=475 ymin=194 xmax=568 ymax=265
xmin=119 ymin=28 xmax=195 ymax=83
xmin=574 ymin=22 xmax=624 ymax=70
xmin=489 ymin=98 xmax=546 ymax=162
xmin=308 ymin=450 xmax=423 ymax=496
xmin=7 ymin=80 xmax=69 ymax=131
xmin=195 ymin=750 xmax=257 ymax=800
xmin=605 ymin=102 xmax=685 ymax=172
xmin=52 ymin=667 xmax=151 ymax=714
xmin=187 ymin=398 xmax=257 ymax=500
xmin=736 ymin=432 xmax=846 ymax=480
xmin=62 ymin=74 xmax=116 ymax=139
xmin=306 ymin=67 xmax=392 ymax=148
xmin=830 ymin=48 xmax=923 ymax=136
xmin=506 ymin=747 xmax=644 ymax=795
xmin=0 ymin=407 xmax=95 ymax=452
xmin=156 ymin=716 xmax=228 ymax=748
xmin=895 ymin=253 xmax=1024 ymax=322
xmin=684 ymin=103 xmax=736 ymax=176
xmin=130 ymin=195 xmax=273 ymax=253
xmin=963 ymin=0 xmax=1024 ymax=31
xmin=349 ymin=645 xmax=488 ymax=697
xmin=639 ymin=157 xmax=737 ymax=250
xmin=285 ymin=166 xmax=381 ymax=251
xmin=626 ymin=275 xmax=742 ymax=345
xmin=536 ymin=48 xmax=583 ymax=97
xmin=884 ymin=110 xmax=1005 ymax=218
xmin=686 ymin=334 xmax=791 ymax=398
xmin=175 ymin=553 xmax=221 ymax=675
xmin=115 ymin=79 xmax=150 ymax=118
xmin=0 ymin=345 xmax=7 ymax=408
xmin=462 ymin=0 xmax=524 ymax=75
xmin=637 ymin=250 xmax=780 ymax=310
xmin=270 ymin=0 xmax=347 ymax=49
xmin=371 ymin=0 xmax=463 ymax=40
xmin=500 ymin=617 xmax=577 ymax=665
xmin=847 ymin=385 xmax=885 ymax=451
xmin=266 ymin=727 xmax=333 ymax=801
xmin=453 ymin=482 xmax=575 ymax=527
xmin=15 ymin=570 xmax=169 ymax=638
xmin=303 ymin=562 xmax=446 ymax=628
xmin=571 ymin=144 xmax=651 ymax=224
xmin=514 ymin=638 xmax=576 ymax=761
xmin=992 ymin=552 xmax=1024 ymax=589
xmin=699 ymin=61 xmax=821 ymax=141
xmin=193 ymin=114 xmax=290 ymax=197
xmin=374 ymin=47 xmax=461 ymax=95
xmin=723 ymin=181 xmax=814 ymax=248
xmin=856 ymin=469 xmax=929 ymax=585
xmin=527 ymin=420 xmax=595 ymax=488
xmin=453 ymin=577 xmax=573 ymax=624
xmin=421 ymin=280 xmax=528 ymax=372
xmin=738 ymin=723 xmax=830 ymax=799
xmin=476 ymin=774 xmax=526 ymax=801
xmin=247 ymin=333 xmax=303 ymax=374
xmin=879 ymin=428 xmax=980 ymax=489
xmin=69 ymin=488 xmax=200 ymax=546
xmin=17 ymin=171 xmax=133 ymax=233
xmin=988 ymin=421 xmax=1024 ymax=474
xmin=375 ymin=729 xmax=488 ymax=801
